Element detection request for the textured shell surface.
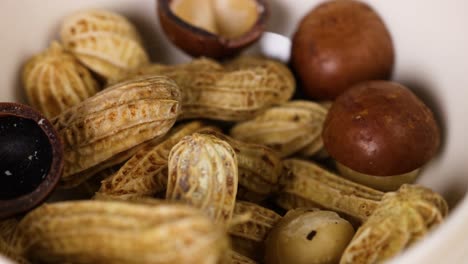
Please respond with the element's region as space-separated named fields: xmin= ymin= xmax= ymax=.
xmin=229 ymin=201 xmax=281 ymax=261
xmin=167 ymin=133 xmax=238 ymax=225
xmin=60 ymin=9 xmax=149 ymax=80
xmin=277 ymin=159 xmax=384 ymax=222
xmin=230 ymin=100 xmax=328 ymax=158
xmin=97 ymin=121 xmax=211 ymax=199
xmin=22 ymin=41 xmax=99 ymax=118
xmin=340 ymin=184 xmax=448 ymax=264
xmin=66 ymin=135 xmax=167 ymax=189
xmin=197 ymin=129 xmax=283 ymax=201
xmin=227 ymin=250 xmax=258 ymax=264
xmin=111 ymin=57 xmax=295 ymax=121
xmin=230 ymin=201 xmax=281 ymax=242
xmin=14 ymin=200 xmax=228 ymax=264
xmin=52 ymin=75 xmax=181 ymax=187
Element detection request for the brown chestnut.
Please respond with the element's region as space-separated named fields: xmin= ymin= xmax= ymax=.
xmin=322 ymin=81 xmax=440 ymax=177
xmin=158 ymin=0 xmax=268 ymax=59
xmin=291 ymin=0 xmax=394 ymax=100
xmin=0 ymin=103 xmax=63 ymax=219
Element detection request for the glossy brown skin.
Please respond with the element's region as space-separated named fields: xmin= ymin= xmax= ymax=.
xmin=157 ymin=0 xmax=268 ymax=59
xmin=322 ymin=81 xmax=440 ymax=176
xmin=0 ymin=103 xmax=63 ymax=219
xmin=291 ymin=0 xmax=394 ymax=100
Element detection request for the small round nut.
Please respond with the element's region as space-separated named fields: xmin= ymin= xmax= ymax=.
xmin=291 ymin=0 xmax=394 ymax=100
xmin=322 ymin=81 xmax=440 ymax=176
xmin=264 ymin=208 xmax=355 ymax=264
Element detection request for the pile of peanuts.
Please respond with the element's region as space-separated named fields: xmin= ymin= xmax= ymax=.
xmin=1 ymin=3 xmax=448 ymax=264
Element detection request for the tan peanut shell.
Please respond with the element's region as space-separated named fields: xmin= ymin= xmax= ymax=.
xmin=0 ymin=219 xmax=28 ymax=263
xmin=14 ymin=200 xmax=228 ymax=264
xmin=22 ymin=41 xmax=99 ymax=118
xmin=97 ymin=121 xmax=212 ymax=199
xmin=68 ymin=134 xmax=170 ymax=189
xmin=112 ymin=56 xmax=295 ymax=121
xmin=340 ymin=184 xmax=448 ymax=264
xmin=227 ymin=250 xmax=258 ymax=264
xmin=166 ymin=133 xmax=238 ymax=225
xmin=277 ymin=159 xmax=384 ymax=222
xmin=229 ymin=201 xmax=281 ymax=261
xmin=230 ymin=100 xmax=328 ymax=157
xmin=198 ymin=129 xmax=283 ymax=201
xmin=0 ymin=238 xmax=29 ymax=264
xmin=224 ymin=56 xmax=295 ymax=95
xmin=60 ymin=9 xmax=149 ymax=80
xmin=52 ymin=75 xmax=181 ymax=187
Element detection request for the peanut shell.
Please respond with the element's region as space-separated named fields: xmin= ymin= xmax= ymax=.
xmin=340 ymin=184 xmax=447 ymax=264
xmin=97 ymin=121 xmax=213 ymax=199
xmin=230 ymin=100 xmax=327 ymax=157
xmin=22 ymin=41 xmax=99 ymax=118
xmin=277 ymin=159 xmax=384 ymax=222
xmin=15 ymin=200 xmax=229 ymax=264
xmin=198 ymin=129 xmax=283 ymax=201
xmin=52 ymin=75 xmax=181 ymax=187
xmin=112 ymin=57 xmax=295 ymax=121
xmin=229 ymin=201 xmax=281 ymax=261
xmin=60 ymin=9 xmax=149 ymax=80
xmin=166 ymin=133 xmax=238 ymax=225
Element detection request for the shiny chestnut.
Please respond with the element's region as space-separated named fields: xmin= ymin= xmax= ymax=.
xmin=292 ymin=0 xmax=394 ymax=100
xmin=322 ymin=81 xmax=440 ymax=176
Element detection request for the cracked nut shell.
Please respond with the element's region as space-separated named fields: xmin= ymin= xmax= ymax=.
xmin=0 ymin=103 xmax=63 ymax=219
xmin=158 ymin=0 xmax=268 ymax=59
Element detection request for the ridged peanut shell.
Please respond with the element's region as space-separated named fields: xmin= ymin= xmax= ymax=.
xmin=229 ymin=201 xmax=281 ymax=260
xmin=60 ymin=9 xmax=149 ymax=80
xmin=109 ymin=57 xmax=224 ymax=84
xmin=340 ymin=184 xmax=448 ymax=264
xmin=167 ymin=133 xmax=238 ymax=225
xmin=97 ymin=121 xmax=214 ymax=199
xmin=198 ymin=129 xmax=283 ymax=201
xmin=15 ymin=200 xmax=229 ymax=264
xmin=112 ymin=57 xmax=294 ymax=121
xmin=52 ymin=75 xmax=181 ymax=187
xmin=0 ymin=219 xmax=27 ymax=264
xmin=227 ymin=250 xmax=258 ymax=264
xmin=65 ymin=135 xmax=167 ymax=189
xmin=22 ymin=41 xmax=99 ymax=118
xmin=230 ymin=100 xmax=327 ymax=157
xmin=277 ymin=159 xmax=384 ymax=222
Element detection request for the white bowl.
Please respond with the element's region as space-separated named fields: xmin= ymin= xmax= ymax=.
xmin=1 ymin=0 xmax=467 ymax=263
